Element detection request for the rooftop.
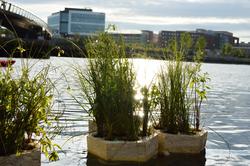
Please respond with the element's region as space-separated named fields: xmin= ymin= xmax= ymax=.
xmin=64 ymin=8 xmax=93 ymax=12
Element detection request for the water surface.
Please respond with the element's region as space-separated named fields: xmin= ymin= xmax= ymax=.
xmin=12 ymin=57 xmax=250 ymax=165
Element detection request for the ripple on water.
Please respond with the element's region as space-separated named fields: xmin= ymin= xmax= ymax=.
xmin=11 ymin=58 xmax=250 ymax=166
xmin=233 ymin=144 xmax=249 ymax=148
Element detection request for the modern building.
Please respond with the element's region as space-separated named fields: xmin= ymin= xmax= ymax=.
xmin=109 ymin=31 xmax=152 ymax=45
xmin=48 ymin=8 xmax=105 ymax=37
xmin=141 ymin=30 xmax=154 ymax=44
xmin=158 ymin=29 xmax=239 ymax=49
xmin=196 ymin=29 xmax=240 ymax=49
xmin=159 ymin=30 xmax=202 ymax=48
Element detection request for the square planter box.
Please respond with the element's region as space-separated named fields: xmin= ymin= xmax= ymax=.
xmin=0 ymin=145 xmax=41 ymax=166
xmin=87 ymin=133 xmax=158 ymax=162
xmin=158 ymin=129 xmax=207 ymax=154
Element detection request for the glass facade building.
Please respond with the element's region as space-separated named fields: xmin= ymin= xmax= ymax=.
xmin=48 ymin=8 xmax=105 ymax=37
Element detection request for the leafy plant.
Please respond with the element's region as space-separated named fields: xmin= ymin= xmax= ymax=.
xmin=191 ymin=38 xmax=210 ymax=131
xmin=0 ymin=60 xmax=61 ymax=161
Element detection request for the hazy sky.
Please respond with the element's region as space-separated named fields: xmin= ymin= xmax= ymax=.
xmin=10 ymin=0 xmax=250 ymax=42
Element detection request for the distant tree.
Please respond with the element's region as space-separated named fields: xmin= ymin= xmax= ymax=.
xmin=194 ymin=36 xmax=207 ymax=62
xmin=165 ymin=33 xmax=193 ymax=60
xmin=180 ymin=32 xmax=192 ymax=53
xmin=232 ymin=48 xmax=246 ymax=58
xmin=196 ymin=37 xmax=206 ymax=51
xmin=222 ymin=43 xmax=233 ymax=56
xmin=222 ymin=43 xmax=247 ymax=58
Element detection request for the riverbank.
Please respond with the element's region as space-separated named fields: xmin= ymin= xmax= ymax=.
xmin=1 ymin=37 xmax=250 ymax=65
xmin=203 ymin=55 xmax=250 ymax=65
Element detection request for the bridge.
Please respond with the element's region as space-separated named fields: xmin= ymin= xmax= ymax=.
xmin=0 ymin=0 xmax=52 ymax=39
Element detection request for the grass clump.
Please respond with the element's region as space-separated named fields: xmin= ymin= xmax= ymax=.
xmin=140 ymin=84 xmax=159 ymax=136
xmin=156 ymin=33 xmax=209 ymax=134
xmin=157 ymin=57 xmax=193 ymax=134
xmin=75 ymin=33 xmax=142 ymax=141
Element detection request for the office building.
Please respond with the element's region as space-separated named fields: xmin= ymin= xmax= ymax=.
xmin=48 ymin=8 xmax=105 ymax=37
xmin=141 ymin=30 xmax=154 ymax=44
xmin=109 ymin=31 xmax=151 ymax=45
xmin=159 ymin=29 xmax=239 ymax=49
xmin=158 ymin=30 xmax=201 ymax=48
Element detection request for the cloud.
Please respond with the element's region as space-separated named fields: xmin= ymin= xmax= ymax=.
xmin=108 ymin=15 xmax=250 ymax=25
xmin=10 ymin=0 xmax=250 ymax=42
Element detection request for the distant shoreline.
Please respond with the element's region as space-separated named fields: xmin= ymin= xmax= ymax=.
xmin=4 ymin=55 xmax=250 ymax=66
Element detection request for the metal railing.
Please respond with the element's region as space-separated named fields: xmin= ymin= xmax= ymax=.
xmin=0 ymin=0 xmax=51 ymax=35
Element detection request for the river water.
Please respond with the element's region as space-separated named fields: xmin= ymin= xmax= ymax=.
xmin=12 ymin=57 xmax=250 ymax=166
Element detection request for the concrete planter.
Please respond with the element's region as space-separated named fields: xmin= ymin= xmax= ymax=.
xmin=87 ymin=133 xmax=158 ymax=162
xmin=0 ymin=144 xmax=41 ymax=166
xmin=158 ymin=129 xmax=207 ymax=155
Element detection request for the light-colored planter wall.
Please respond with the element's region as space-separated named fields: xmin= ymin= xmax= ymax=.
xmin=87 ymin=133 xmax=158 ymax=162
xmin=158 ymin=129 xmax=207 ymax=155
xmin=0 ymin=146 xmax=41 ymax=166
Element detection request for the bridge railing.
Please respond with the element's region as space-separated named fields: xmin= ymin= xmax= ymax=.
xmin=0 ymin=0 xmax=51 ymax=35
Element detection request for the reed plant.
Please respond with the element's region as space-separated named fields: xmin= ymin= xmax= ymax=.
xmin=157 ymin=33 xmax=209 ymax=134
xmin=158 ymin=59 xmax=193 ymax=134
xmin=75 ymin=33 xmax=142 ymax=140
xmin=0 ymin=61 xmax=60 ymax=161
xmin=140 ymin=84 xmax=159 ymax=136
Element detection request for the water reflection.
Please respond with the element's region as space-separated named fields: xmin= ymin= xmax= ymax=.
xmin=132 ymin=59 xmax=164 ymax=87
xmin=9 ymin=58 xmax=250 ymax=165
xmin=87 ymin=150 xmax=206 ymax=166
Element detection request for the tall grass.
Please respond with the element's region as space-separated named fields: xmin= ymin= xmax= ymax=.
xmin=140 ymin=84 xmax=159 ymax=136
xmin=75 ymin=33 xmax=141 ymax=140
xmin=158 ymin=59 xmax=193 ymax=134
xmin=157 ymin=33 xmax=209 ymax=134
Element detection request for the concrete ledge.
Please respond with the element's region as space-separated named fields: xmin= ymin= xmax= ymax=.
xmin=0 ymin=145 xmax=41 ymax=166
xmin=158 ymin=129 xmax=207 ymax=154
xmin=87 ymin=133 xmax=158 ymax=162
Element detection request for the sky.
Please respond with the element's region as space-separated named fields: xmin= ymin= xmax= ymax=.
xmin=10 ymin=0 xmax=250 ymax=42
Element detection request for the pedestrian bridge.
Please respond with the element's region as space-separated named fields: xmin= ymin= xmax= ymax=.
xmin=0 ymin=0 xmax=51 ymax=39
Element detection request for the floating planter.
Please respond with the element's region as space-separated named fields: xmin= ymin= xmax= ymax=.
xmin=0 ymin=144 xmax=40 ymax=166
xmin=75 ymin=33 xmax=159 ymax=162
xmin=87 ymin=133 xmax=158 ymax=162
xmin=158 ymin=130 xmax=207 ymax=155
xmin=154 ymin=34 xmax=210 ymax=156
xmin=87 ymin=119 xmax=158 ymax=161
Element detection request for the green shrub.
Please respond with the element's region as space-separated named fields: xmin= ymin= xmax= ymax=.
xmin=0 ymin=61 xmax=60 ymax=161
